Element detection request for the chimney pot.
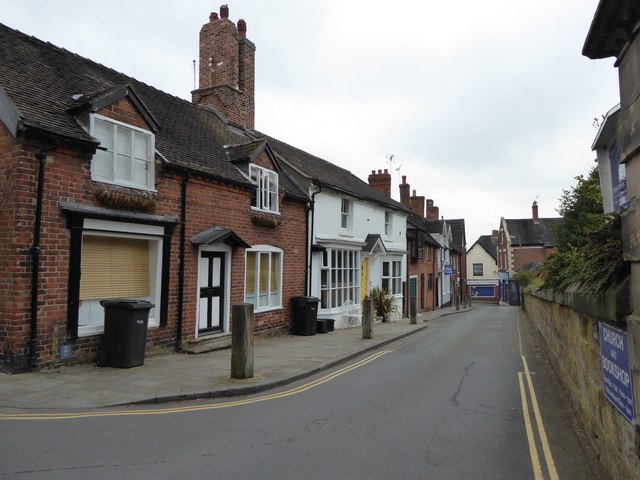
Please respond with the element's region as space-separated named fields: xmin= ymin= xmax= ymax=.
xmin=210 ymin=12 xmax=219 ymax=21
xmin=220 ymin=4 xmax=229 ymax=18
xmin=383 ymin=169 xmax=388 ymax=174
xmin=237 ymin=19 xmax=247 ymax=35
xmin=412 ymin=189 xmax=416 ymax=196
xmin=402 ymin=175 xmax=406 ymax=184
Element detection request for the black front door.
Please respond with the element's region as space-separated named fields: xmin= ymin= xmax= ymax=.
xmin=198 ymin=251 xmax=225 ymax=333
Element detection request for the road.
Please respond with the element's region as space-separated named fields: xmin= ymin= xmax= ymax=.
xmin=1 ymin=305 xmax=607 ymax=479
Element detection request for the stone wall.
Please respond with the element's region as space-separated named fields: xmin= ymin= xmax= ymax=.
xmin=524 ymin=287 xmax=639 ymax=480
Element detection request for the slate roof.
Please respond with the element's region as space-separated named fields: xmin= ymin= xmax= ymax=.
xmin=469 ymin=235 xmax=498 ymax=262
xmin=505 ymin=218 xmax=562 ymax=247
xmin=0 ymin=23 xmax=307 ymax=200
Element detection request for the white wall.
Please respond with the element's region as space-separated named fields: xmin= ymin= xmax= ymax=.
xmin=311 ymin=191 xmax=407 ymax=326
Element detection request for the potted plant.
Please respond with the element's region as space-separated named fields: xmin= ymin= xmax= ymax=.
xmin=370 ymin=286 xmax=398 ymax=322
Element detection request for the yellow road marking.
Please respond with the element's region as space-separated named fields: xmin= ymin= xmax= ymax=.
xmin=518 ymin=372 xmax=544 ymax=480
xmin=0 ymin=349 xmax=392 ymax=421
xmin=517 ymin=310 xmax=560 ymax=480
xmin=522 ymin=356 xmax=559 ymax=480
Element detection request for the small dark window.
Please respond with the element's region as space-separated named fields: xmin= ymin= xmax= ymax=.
xmin=473 ymin=263 xmax=483 ymax=276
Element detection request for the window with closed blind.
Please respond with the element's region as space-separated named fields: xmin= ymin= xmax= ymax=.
xmin=76 ymin=227 xmax=162 ymax=336
xmin=80 ymin=236 xmax=150 ymax=300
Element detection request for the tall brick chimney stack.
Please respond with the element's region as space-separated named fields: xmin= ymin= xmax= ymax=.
xmin=426 ymin=199 xmax=439 ymax=221
xmin=410 ymin=189 xmax=425 ymax=218
xmin=532 ymin=201 xmax=539 ymax=223
xmin=192 ymin=5 xmax=256 ymax=129
xmin=399 ymin=175 xmax=411 ymax=209
xmin=368 ymin=169 xmax=392 ymax=198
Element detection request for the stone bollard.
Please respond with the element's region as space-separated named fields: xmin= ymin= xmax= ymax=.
xmin=410 ymin=296 xmax=417 ymax=324
xmin=456 ymin=294 xmax=460 ymax=311
xmin=362 ymin=296 xmax=373 ymax=339
xmin=231 ymin=303 xmax=254 ymax=379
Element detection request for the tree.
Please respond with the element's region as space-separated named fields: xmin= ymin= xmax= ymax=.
xmin=541 ymin=166 xmax=628 ymax=297
xmin=553 ymin=166 xmax=603 ymax=252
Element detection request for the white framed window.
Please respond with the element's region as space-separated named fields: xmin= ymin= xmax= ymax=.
xmin=245 ymin=245 xmax=282 ymax=311
xmin=77 ymin=220 xmax=163 ymax=337
xmin=250 ymin=164 xmax=279 ymax=213
xmin=340 ymin=198 xmax=352 ymax=230
xmin=91 ymin=114 xmax=155 ymax=190
xmin=384 ymin=211 xmax=392 ymax=236
xmin=320 ymin=249 xmax=360 ymax=309
xmin=382 ymin=260 xmax=402 ymax=294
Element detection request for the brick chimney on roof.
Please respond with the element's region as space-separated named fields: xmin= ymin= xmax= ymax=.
xmin=399 ymin=175 xmax=410 ymax=209
xmin=426 ymin=199 xmax=439 ymax=221
xmin=532 ymin=201 xmax=539 ymax=223
xmin=192 ymin=5 xmax=256 ymax=129
xmin=410 ymin=189 xmax=425 ymax=218
xmin=368 ymin=169 xmax=391 ymax=198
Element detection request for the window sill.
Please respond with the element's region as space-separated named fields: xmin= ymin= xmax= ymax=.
xmin=253 ymin=306 xmax=284 ymax=314
xmin=78 ymin=320 xmax=159 ymax=338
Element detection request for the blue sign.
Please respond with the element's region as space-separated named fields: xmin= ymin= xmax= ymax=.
xmin=444 ymin=264 xmax=453 ymax=275
xmin=599 ymin=322 xmax=635 ymax=423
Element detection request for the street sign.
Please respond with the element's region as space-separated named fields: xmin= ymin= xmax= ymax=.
xmin=599 ymin=322 xmax=635 ymax=423
xmin=444 ymin=264 xmax=453 ymax=275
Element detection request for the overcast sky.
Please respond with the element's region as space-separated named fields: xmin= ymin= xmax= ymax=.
xmin=2 ymin=0 xmax=620 ymax=245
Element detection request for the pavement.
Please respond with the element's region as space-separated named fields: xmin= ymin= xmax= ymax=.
xmin=0 ymin=306 xmax=473 ymax=412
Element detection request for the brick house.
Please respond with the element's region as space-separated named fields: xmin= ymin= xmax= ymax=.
xmin=396 ymin=176 xmax=439 ymax=312
xmin=0 ymin=7 xmax=309 ymax=371
xmin=0 ymin=5 xmax=417 ymax=371
xmin=497 ymin=202 xmax=561 ymax=302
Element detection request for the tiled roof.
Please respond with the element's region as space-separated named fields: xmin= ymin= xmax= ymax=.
xmin=505 ymin=218 xmax=561 ymax=247
xmin=255 ymin=132 xmax=409 ymax=212
xmin=406 ymin=213 xmax=441 ymax=247
xmin=447 ymin=219 xmax=466 ymax=254
xmin=0 ymin=23 xmax=308 ymax=200
xmin=470 ymin=235 xmax=498 ymax=261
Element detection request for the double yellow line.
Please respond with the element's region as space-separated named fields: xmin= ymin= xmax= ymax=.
xmin=518 ymin=317 xmax=559 ymax=480
xmin=0 ymin=349 xmax=392 ymax=421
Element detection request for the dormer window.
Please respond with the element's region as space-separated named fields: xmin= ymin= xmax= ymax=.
xmin=91 ymin=115 xmax=155 ymax=190
xmin=250 ymin=164 xmax=279 ymax=213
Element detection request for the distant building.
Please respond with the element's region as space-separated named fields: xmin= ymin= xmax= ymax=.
xmin=497 ymin=202 xmax=561 ymax=303
xmin=466 ymin=231 xmax=499 ymax=303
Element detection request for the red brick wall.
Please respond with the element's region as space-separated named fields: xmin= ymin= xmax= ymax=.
xmin=407 ymin=239 xmax=436 ymax=313
xmin=0 ymin=96 xmax=307 ymax=371
xmin=194 ymin=6 xmax=255 ymax=129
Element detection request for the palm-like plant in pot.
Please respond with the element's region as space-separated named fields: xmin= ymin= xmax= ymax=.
xmin=369 ymin=286 xmax=398 ymax=322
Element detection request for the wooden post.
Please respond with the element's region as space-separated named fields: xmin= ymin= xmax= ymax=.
xmin=362 ymin=296 xmax=373 ymax=339
xmin=231 ymin=303 xmax=254 ymax=379
xmin=410 ymin=296 xmax=417 ymax=324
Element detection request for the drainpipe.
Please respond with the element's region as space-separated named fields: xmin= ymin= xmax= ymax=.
xmin=176 ymin=174 xmax=189 ymax=351
xmin=29 ymin=146 xmax=56 ymax=370
xmin=306 ymin=186 xmax=320 ymax=297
